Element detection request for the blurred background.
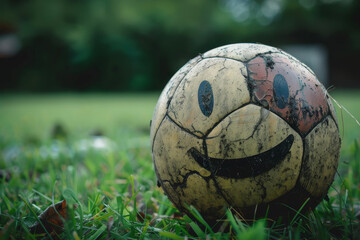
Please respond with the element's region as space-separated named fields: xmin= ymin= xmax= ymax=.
xmin=0 ymin=0 xmax=359 ymax=92
xmin=0 ymin=0 xmax=359 ymax=146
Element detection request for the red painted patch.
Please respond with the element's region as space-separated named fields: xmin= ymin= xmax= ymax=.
xmin=247 ymin=54 xmax=329 ymax=135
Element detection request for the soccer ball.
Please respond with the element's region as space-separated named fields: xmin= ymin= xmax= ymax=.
xmin=150 ymin=43 xmax=341 ymax=223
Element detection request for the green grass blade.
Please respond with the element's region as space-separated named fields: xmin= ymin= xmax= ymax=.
xmin=226 ymin=209 xmax=243 ymax=235
xmin=63 ymin=188 xmax=84 ymax=235
xmin=87 ymin=224 xmax=106 ymax=240
xmin=289 ymin=198 xmax=310 ymax=225
xmin=139 ymin=220 xmax=150 ymax=240
xmin=159 ymin=231 xmax=184 ymax=240
xmin=186 ymin=205 xmax=214 ymax=234
xmin=183 ymin=215 xmax=205 ymax=237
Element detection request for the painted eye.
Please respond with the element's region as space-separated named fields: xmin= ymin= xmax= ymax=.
xmin=273 ymin=74 xmax=289 ymax=109
xmin=198 ymin=80 xmax=214 ymax=117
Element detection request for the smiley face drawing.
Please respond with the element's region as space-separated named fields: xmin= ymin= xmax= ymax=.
xmin=151 ymin=44 xmax=340 ymax=223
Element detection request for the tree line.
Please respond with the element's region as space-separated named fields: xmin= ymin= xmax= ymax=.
xmin=0 ymin=0 xmax=358 ymax=92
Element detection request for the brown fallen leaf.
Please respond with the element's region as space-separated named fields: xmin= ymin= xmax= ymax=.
xmin=29 ymin=199 xmax=67 ymax=236
xmin=136 ymin=211 xmax=147 ymax=223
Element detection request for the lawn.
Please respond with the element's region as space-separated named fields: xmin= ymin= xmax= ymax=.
xmin=0 ymin=90 xmax=359 ymax=239
xmin=0 ymin=93 xmax=158 ymax=143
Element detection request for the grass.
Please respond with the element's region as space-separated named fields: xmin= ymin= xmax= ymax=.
xmin=0 ymin=93 xmax=157 ymax=142
xmin=0 ymin=90 xmax=359 ymax=239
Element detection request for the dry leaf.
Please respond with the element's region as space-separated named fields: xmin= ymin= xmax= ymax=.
xmin=30 ymin=199 xmax=67 ymax=235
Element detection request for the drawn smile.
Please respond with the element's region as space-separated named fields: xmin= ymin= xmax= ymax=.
xmin=189 ymin=134 xmax=294 ymax=179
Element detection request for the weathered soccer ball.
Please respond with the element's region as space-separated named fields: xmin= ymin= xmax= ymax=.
xmin=150 ymin=43 xmax=341 ymax=223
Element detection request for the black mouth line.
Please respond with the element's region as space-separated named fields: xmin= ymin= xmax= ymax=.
xmin=189 ymin=134 xmax=294 ymax=179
